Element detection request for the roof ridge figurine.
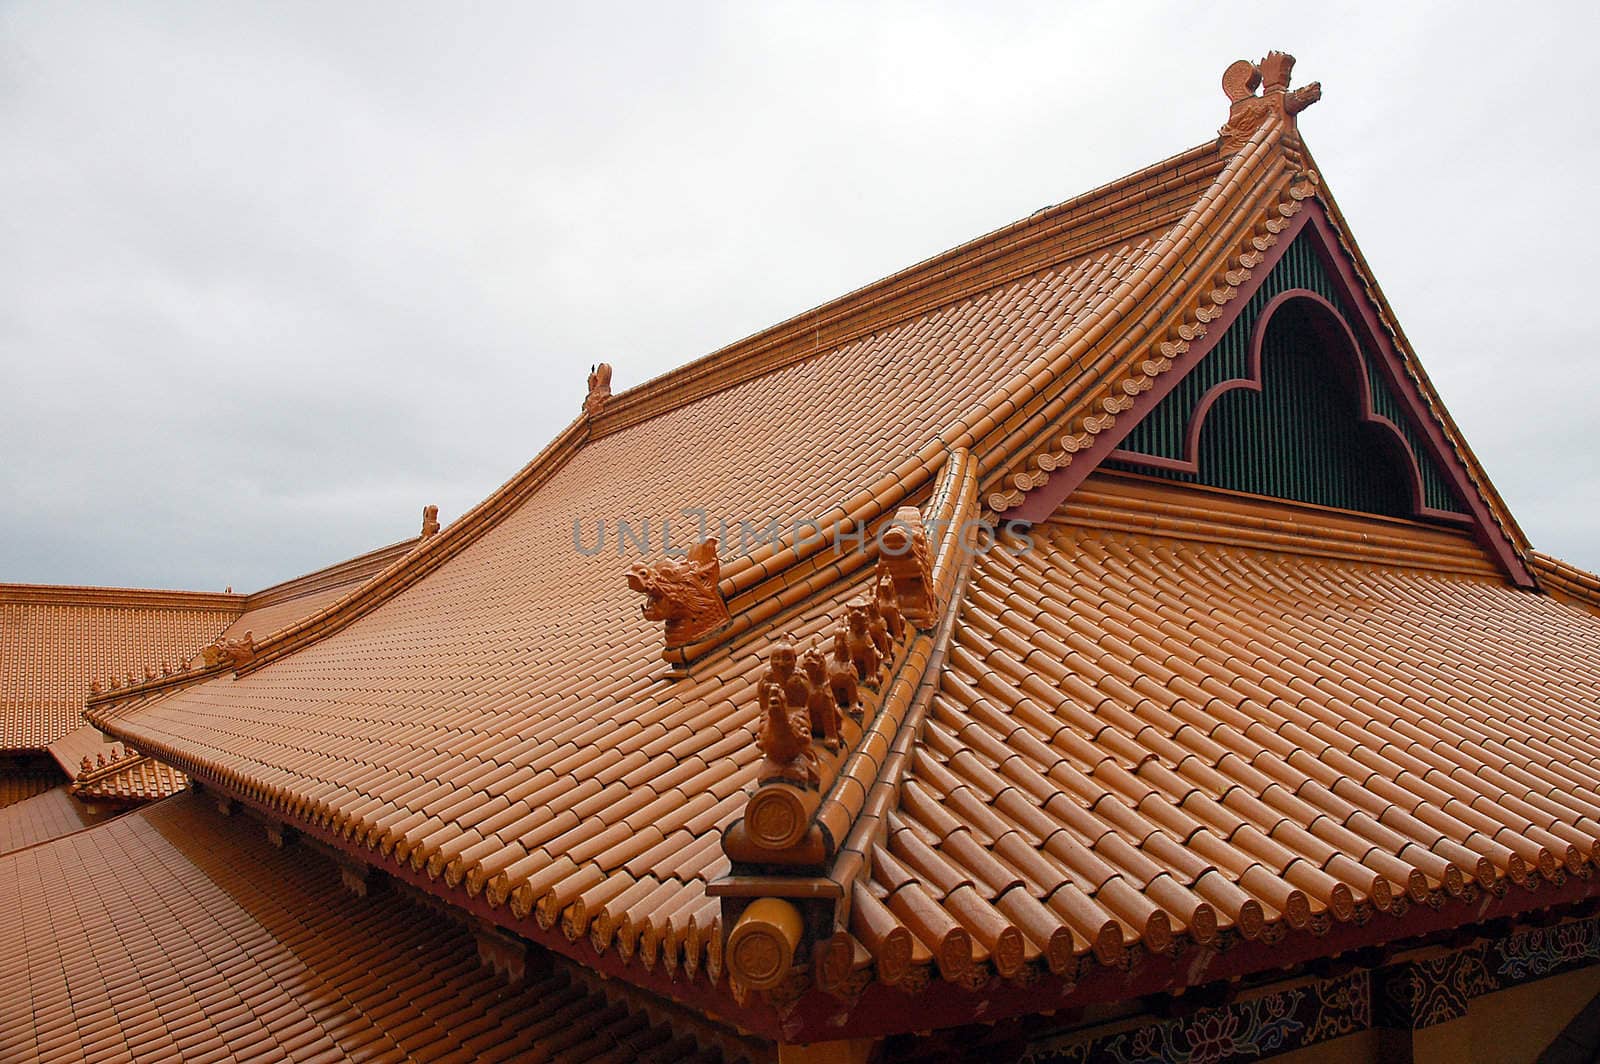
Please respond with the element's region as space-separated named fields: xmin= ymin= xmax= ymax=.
xmin=1219 ymin=50 xmax=1321 ymax=153
xmin=626 ymin=538 xmax=730 ymax=646
xmin=585 ymin=362 xmax=613 ymax=418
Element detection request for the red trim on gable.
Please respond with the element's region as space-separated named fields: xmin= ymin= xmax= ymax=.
xmin=1110 ymin=288 xmax=1472 ymax=526
xmin=1008 ymin=201 xmax=1533 ymax=588
xmin=1007 ymin=208 xmax=1313 ymax=524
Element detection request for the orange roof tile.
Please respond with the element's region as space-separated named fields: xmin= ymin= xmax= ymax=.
xmin=69 ymin=741 xmax=187 ymax=805
xmin=1533 ymin=550 xmax=1600 ymax=616
xmin=1 ymin=537 xmax=417 ymax=754
xmin=79 ymin=51 xmax=1600 ymax=1043
xmin=0 ymin=785 xmax=110 ymax=855
xmin=0 ymin=585 xmax=241 ymax=751
xmin=849 ymin=473 xmax=1600 ymax=985
xmin=0 ymin=791 xmax=768 ymax=1063
xmin=0 ymin=759 xmax=59 ymax=809
xmin=44 ymin=723 xmax=115 ymax=779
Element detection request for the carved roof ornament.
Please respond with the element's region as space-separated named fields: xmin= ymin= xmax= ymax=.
xmin=421 ymin=504 xmax=440 ymax=539
xmin=584 ymin=362 xmax=613 ymax=418
xmin=626 ymin=538 xmax=730 ymax=647
xmin=78 ymin=756 xmax=92 ymax=776
xmin=203 ymin=632 xmax=257 ymax=669
xmin=878 ymin=506 xmax=937 ymax=629
xmin=1218 ymin=51 xmax=1321 ymax=154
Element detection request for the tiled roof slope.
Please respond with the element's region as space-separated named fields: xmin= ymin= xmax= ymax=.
xmin=0 ymin=785 xmax=109 ymax=856
xmin=192 ymin=535 xmax=420 ymax=667
xmin=1534 ymin=551 xmax=1600 ymax=616
xmin=0 ymin=791 xmax=769 ymax=1064
xmin=72 ymin=746 xmax=188 ymax=805
xmin=87 ymin=138 xmax=1237 ymax=977
xmin=1 ymin=538 xmax=418 ymax=754
xmin=0 ymin=585 xmax=241 ymax=751
xmin=852 ymin=473 xmax=1600 ymax=990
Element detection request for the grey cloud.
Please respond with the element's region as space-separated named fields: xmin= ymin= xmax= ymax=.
xmin=2 ymin=1 xmax=1597 ymax=592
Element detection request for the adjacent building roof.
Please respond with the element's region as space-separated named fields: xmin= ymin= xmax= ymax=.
xmin=0 ymin=585 xmax=241 ymax=751
xmin=0 ymin=785 xmax=108 ymax=856
xmin=0 ymin=536 xmax=420 ymax=754
xmin=0 ymin=791 xmax=767 ymax=1063
xmin=0 ymin=758 xmax=59 ymax=809
xmin=75 ymin=51 xmax=1600 ymax=1047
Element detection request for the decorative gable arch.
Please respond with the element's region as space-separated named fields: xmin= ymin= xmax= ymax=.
xmin=1109 ymin=287 xmax=1467 ymax=523
xmin=1008 ymin=201 xmax=1533 ymax=587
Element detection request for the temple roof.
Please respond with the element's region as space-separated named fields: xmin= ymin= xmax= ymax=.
xmin=0 ymin=791 xmax=767 ymax=1063
xmin=0 ymin=536 xmax=418 ymax=754
xmin=0 ymin=584 xmax=240 ymax=752
xmin=79 ymin=52 xmax=1600 ymax=1042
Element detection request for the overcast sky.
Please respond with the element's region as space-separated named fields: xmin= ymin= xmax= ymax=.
xmin=2 ymin=2 xmax=1597 ymax=591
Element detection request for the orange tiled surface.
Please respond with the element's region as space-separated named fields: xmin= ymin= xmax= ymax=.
xmin=0 ymin=760 xmax=60 ymax=808
xmin=0 ymin=586 xmax=240 ymax=751
xmin=1534 ymin=551 xmax=1600 ymax=616
xmin=0 ymin=791 xmax=768 ymax=1064
xmin=73 ymin=749 xmax=188 ymax=805
xmin=88 ymin=151 xmax=1229 ymax=980
xmin=190 ymin=537 xmax=418 ymax=668
xmin=850 ymin=473 xmax=1600 ymax=986
xmin=46 ymin=725 xmax=116 ymax=778
xmin=0 ymin=785 xmax=109 ymax=856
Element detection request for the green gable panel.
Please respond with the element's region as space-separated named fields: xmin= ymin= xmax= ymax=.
xmin=1109 ymin=233 xmax=1467 ymax=517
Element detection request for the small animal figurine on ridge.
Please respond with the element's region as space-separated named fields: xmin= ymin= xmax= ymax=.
xmin=879 ymin=506 xmax=937 ymax=629
xmin=584 ymin=362 xmax=613 ymax=417
xmin=843 ymin=600 xmax=882 ymax=686
xmin=799 ymin=644 xmax=841 ymax=749
xmin=421 ymin=504 xmax=441 ymax=539
xmin=757 ymin=680 xmax=817 ymax=786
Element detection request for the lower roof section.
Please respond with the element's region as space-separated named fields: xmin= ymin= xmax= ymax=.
xmin=0 ymin=791 xmax=769 ymax=1064
xmin=0 ymin=785 xmax=109 ymax=856
xmin=848 ymin=473 xmax=1600 ymax=999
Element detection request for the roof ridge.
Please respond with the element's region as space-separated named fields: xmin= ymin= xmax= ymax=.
xmin=0 ymin=584 xmax=244 ymax=611
xmin=693 ymin=116 xmax=1289 ymax=642
xmin=1532 ymin=550 xmax=1600 ymax=611
xmin=710 ymin=448 xmax=983 ymax=993
xmin=1300 ymin=143 xmax=1533 ymax=559
xmin=240 ymin=536 xmax=417 ymax=611
xmin=982 ymin=121 xmax=1302 ymax=513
